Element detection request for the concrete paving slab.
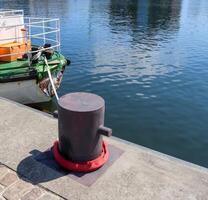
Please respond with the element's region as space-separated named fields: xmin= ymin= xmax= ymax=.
xmin=0 ymin=163 xmax=63 ymax=200
xmin=0 ymin=97 xmax=208 ymax=200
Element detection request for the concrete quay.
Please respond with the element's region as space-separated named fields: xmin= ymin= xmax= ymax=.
xmin=0 ymin=97 xmax=208 ymax=200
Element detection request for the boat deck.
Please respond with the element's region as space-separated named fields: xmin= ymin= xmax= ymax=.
xmin=0 ymin=60 xmax=28 ymax=70
xmin=0 ymin=52 xmax=66 ymax=82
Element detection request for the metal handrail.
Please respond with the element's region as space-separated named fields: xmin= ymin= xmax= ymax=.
xmin=0 ymin=18 xmax=59 ymax=29
xmin=0 ymin=30 xmax=60 ymax=42
xmin=0 ymin=9 xmax=23 ymax=15
xmin=0 ymin=10 xmax=61 ymax=60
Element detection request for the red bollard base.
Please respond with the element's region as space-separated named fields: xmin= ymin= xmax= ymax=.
xmin=53 ymin=140 xmax=109 ymax=172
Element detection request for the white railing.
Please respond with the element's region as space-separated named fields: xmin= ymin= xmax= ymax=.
xmin=0 ymin=10 xmax=60 ymax=60
xmin=0 ymin=9 xmax=23 ymax=17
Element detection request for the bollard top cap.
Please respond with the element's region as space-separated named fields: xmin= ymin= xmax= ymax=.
xmin=58 ymin=92 xmax=105 ymax=112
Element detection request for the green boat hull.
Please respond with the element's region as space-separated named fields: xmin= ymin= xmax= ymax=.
xmin=0 ymin=52 xmax=68 ymax=104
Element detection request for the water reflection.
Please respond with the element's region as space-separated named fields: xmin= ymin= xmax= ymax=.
xmin=27 ymin=0 xmax=69 ymax=17
xmin=0 ymin=0 xmax=69 ymax=17
xmin=108 ymin=0 xmax=182 ymax=42
xmin=109 ymin=0 xmax=139 ymax=31
xmin=90 ymin=0 xmax=182 ymax=85
xmin=147 ymin=0 xmax=181 ymax=29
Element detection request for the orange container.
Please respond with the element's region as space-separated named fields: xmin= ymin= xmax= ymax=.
xmin=0 ymin=41 xmax=31 ymax=62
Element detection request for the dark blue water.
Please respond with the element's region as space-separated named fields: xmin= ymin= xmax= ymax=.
xmin=1 ymin=0 xmax=208 ymax=167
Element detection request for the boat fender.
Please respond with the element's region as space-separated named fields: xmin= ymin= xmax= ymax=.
xmin=53 ymin=110 xmax=58 ymax=118
xmin=66 ymin=59 xmax=71 ymax=65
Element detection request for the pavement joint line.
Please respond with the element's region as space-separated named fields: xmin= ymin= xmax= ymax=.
xmin=0 ymin=162 xmax=67 ymax=200
xmin=0 ymin=176 xmax=19 ymax=194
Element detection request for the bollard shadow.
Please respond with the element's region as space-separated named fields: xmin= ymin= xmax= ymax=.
xmin=17 ymin=144 xmax=124 ymax=186
xmin=17 ymin=148 xmax=70 ymax=185
xmin=17 ymin=148 xmax=90 ymax=184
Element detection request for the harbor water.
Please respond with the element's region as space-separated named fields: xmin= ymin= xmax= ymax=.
xmin=1 ymin=0 xmax=208 ymax=167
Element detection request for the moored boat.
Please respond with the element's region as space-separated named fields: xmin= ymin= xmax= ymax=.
xmin=0 ymin=9 xmax=70 ymax=104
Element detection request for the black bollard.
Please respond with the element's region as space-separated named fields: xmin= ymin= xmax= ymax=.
xmin=53 ymin=92 xmax=112 ymax=172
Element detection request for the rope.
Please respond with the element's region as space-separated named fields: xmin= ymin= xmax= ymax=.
xmin=44 ymin=56 xmax=59 ymax=101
